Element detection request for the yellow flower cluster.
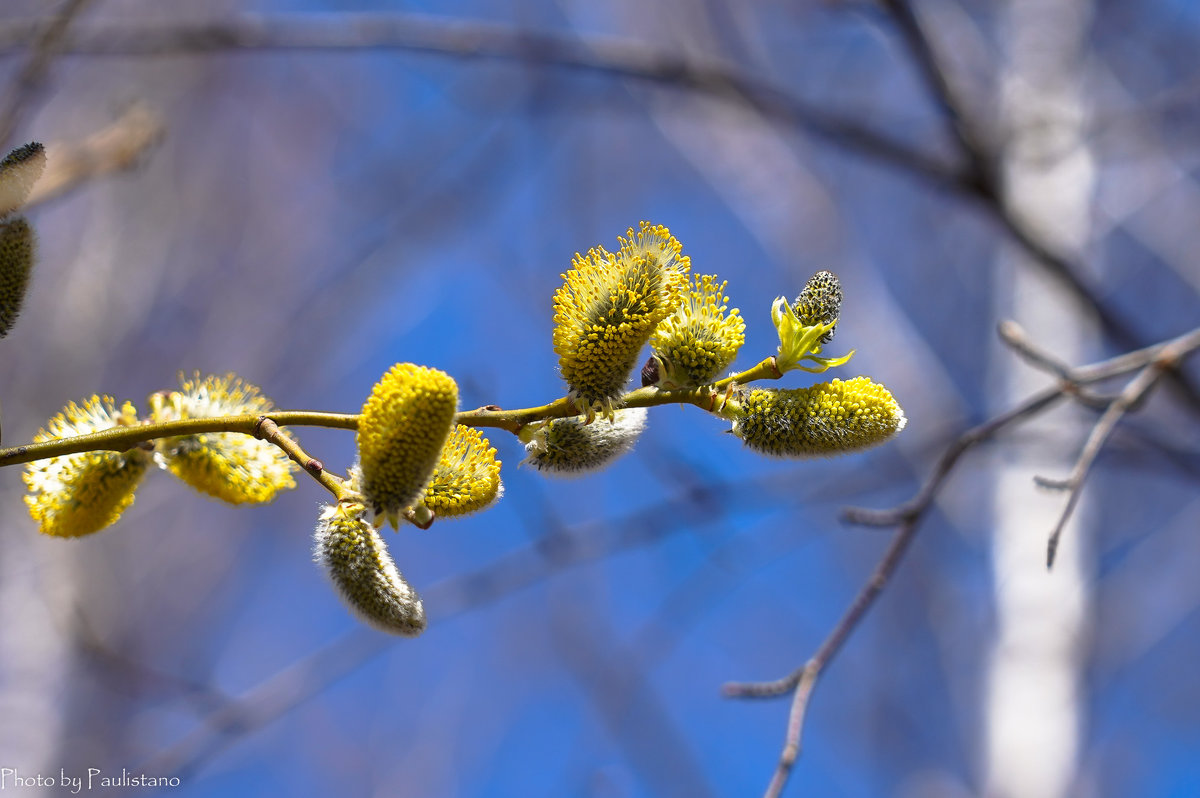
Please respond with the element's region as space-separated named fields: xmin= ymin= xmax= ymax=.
xmin=357 ymin=363 xmax=458 ymax=527
xmin=313 ymin=497 xmax=426 ymax=636
xmin=420 ymin=424 xmax=503 ymax=518
xmin=552 ymin=222 xmax=690 ymax=412
xmin=154 ymin=373 xmax=296 ymax=504
xmin=649 ymin=274 xmax=745 ymax=388
xmin=22 ymin=374 xmax=305 ymax=537
xmin=731 ymin=377 xmax=906 ymax=457
xmin=23 ymin=396 xmax=149 ymax=537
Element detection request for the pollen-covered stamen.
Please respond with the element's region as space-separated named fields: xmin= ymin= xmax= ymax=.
xmin=649 ymin=273 xmax=745 ymax=388
xmin=730 ymin=377 xmax=906 ymax=458
xmin=357 ymin=363 xmax=458 ymax=528
xmin=553 ymin=222 xmax=690 ymax=411
xmin=616 ymin=221 xmax=689 ymax=274
xmin=419 ymin=424 xmax=503 ymax=519
xmin=23 ymin=396 xmax=150 ymax=537
xmin=313 ymin=497 xmax=426 ymax=636
xmin=153 ymin=373 xmax=297 ymax=505
xmin=521 ymin=407 xmax=648 ymax=475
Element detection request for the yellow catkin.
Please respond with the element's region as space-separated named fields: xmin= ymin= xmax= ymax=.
xmin=155 ymin=373 xmax=296 ymax=504
xmin=552 ymin=222 xmax=690 ymax=409
xmin=649 ymin=273 xmax=744 ymax=387
xmin=733 ymin=377 xmax=906 ymax=457
xmin=23 ymin=396 xmax=149 ymax=537
xmin=420 ymin=425 xmax=503 ymax=518
xmin=357 ymin=363 xmax=458 ymax=525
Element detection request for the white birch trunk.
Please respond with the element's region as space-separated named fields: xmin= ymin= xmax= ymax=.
xmin=985 ymin=2 xmax=1096 ymax=797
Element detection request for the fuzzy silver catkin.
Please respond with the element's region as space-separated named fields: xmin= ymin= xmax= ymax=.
xmin=522 ymin=408 xmax=648 ymax=476
xmin=0 ymin=142 xmax=46 ymax=218
xmin=314 ymin=500 xmax=426 ymax=636
xmin=0 ymin=217 xmax=34 ymax=338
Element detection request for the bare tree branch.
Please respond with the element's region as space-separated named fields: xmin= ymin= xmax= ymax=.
xmin=878 ymin=0 xmax=995 ymax=189
xmin=1039 ymin=326 xmax=1200 ymax=566
xmin=0 ymin=0 xmax=97 ymax=149
xmin=0 ymin=13 xmax=963 ymax=191
xmin=722 ymin=322 xmax=1200 ymax=797
xmin=873 ymin=0 xmax=1200 ymax=415
xmin=23 ymin=103 xmax=164 ymax=210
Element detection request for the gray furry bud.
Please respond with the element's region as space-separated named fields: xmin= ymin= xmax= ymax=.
xmin=791 ymin=270 xmax=843 ymax=344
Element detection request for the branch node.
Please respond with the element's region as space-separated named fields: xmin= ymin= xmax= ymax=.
xmin=251 ymin=415 xmax=271 ymax=439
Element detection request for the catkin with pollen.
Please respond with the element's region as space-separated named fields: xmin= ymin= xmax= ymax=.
xmin=732 ymin=377 xmax=906 ymax=458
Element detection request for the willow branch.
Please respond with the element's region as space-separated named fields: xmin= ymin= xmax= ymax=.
xmin=0 ymin=411 xmax=357 ymax=468
xmin=720 ymin=386 xmax=1061 ymax=798
xmin=253 ymin=417 xmax=347 ymax=498
xmin=731 ymin=519 xmax=918 ymax=798
xmin=0 ymin=356 xmax=786 ymax=466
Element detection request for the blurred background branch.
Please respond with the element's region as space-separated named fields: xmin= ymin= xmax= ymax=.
xmin=4 ymin=9 xmax=1196 ymax=413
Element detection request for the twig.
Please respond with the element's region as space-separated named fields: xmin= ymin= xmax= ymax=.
xmin=1040 ymin=326 xmax=1200 ymax=567
xmin=723 ymin=323 xmax=1200 ymax=797
xmin=998 ymin=321 xmax=1123 ymax=409
xmin=724 ymin=518 xmax=919 ymax=798
xmin=722 ymin=386 xmax=1061 ymax=797
xmin=997 ymin=319 xmax=1075 ymax=381
xmin=842 ymin=386 xmax=1065 ymax=529
xmin=23 ymin=103 xmax=165 ymax=210
xmin=253 ymin=417 xmax=347 ymax=498
xmin=0 ymin=0 xmax=97 ymax=149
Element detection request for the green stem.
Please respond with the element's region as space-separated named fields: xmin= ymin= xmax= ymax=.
xmin=0 ymin=411 xmax=357 ymax=467
xmin=0 ymin=357 xmax=785 ymax=468
xmin=254 ymin=417 xmax=348 ymax=498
